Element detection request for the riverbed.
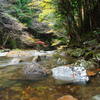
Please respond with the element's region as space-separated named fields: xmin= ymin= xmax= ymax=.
xmin=0 ymin=50 xmax=100 ymax=100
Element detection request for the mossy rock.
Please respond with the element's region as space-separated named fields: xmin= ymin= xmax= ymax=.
xmin=74 ymin=59 xmax=95 ymax=69
xmin=53 ymin=51 xmax=77 ymax=65
xmin=93 ymin=52 xmax=100 ymax=61
xmin=66 ymin=48 xmax=85 ymax=57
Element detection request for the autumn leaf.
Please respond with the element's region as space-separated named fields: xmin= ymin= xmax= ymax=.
xmin=87 ymin=71 xmax=96 ymax=76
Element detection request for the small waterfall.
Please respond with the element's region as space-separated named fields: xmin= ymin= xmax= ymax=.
xmin=0 ymin=52 xmax=8 ymax=57
xmin=0 ymin=58 xmax=21 ymax=67
xmin=8 ymin=58 xmax=21 ymax=65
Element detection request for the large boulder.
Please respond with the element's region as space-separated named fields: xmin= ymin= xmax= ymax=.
xmin=51 ymin=65 xmax=89 ymax=84
xmin=23 ymin=61 xmax=49 ymax=80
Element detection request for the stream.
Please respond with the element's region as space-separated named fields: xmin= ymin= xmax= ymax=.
xmin=0 ymin=50 xmax=100 ymax=100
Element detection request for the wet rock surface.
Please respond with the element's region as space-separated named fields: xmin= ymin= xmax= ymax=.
xmin=51 ymin=66 xmax=89 ymax=84
xmin=6 ymin=50 xmax=55 ymax=57
xmin=65 ymin=48 xmax=85 ymax=57
xmin=23 ymin=61 xmax=48 ymax=80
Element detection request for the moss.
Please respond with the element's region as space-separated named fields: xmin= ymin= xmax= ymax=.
xmin=74 ymin=59 xmax=95 ymax=69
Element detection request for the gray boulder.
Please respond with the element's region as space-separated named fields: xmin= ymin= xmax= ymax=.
xmin=23 ymin=61 xmax=48 ymax=80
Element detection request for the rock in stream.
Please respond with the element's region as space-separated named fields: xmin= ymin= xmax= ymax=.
xmin=91 ymin=95 xmax=100 ymax=100
xmin=23 ymin=61 xmax=48 ymax=80
xmin=51 ymin=66 xmax=89 ymax=84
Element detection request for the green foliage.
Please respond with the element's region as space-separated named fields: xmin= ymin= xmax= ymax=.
xmin=5 ymin=0 xmax=100 ymax=46
xmin=37 ymin=0 xmax=69 ymax=44
xmin=38 ymin=1 xmax=65 ymax=33
xmin=8 ymin=0 xmax=37 ymax=26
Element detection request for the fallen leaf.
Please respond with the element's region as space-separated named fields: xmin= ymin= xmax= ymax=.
xmin=87 ymin=71 xmax=96 ymax=76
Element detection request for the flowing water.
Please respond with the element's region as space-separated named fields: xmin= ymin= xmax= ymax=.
xmin=0 ymin=53 xmax=100 ymax=100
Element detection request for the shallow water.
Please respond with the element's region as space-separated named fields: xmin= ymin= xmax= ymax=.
xmin=0 ymin=56 xmax=100 ymax=100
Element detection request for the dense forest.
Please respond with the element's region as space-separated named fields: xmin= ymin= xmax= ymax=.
xmin=0 ymin=0 xmax=100 ymax=100
xmin=0 ymin=0 xmax=100 ymax=49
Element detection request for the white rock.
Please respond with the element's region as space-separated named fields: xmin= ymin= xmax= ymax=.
xmin=51 ymin=66 xmax=89 ymax=84
xmin=91 ymin=95 xmax=100 ymax=100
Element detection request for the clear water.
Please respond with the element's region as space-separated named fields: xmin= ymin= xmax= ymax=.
xmin=0 ymin=56 xmax=100 ymax=100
